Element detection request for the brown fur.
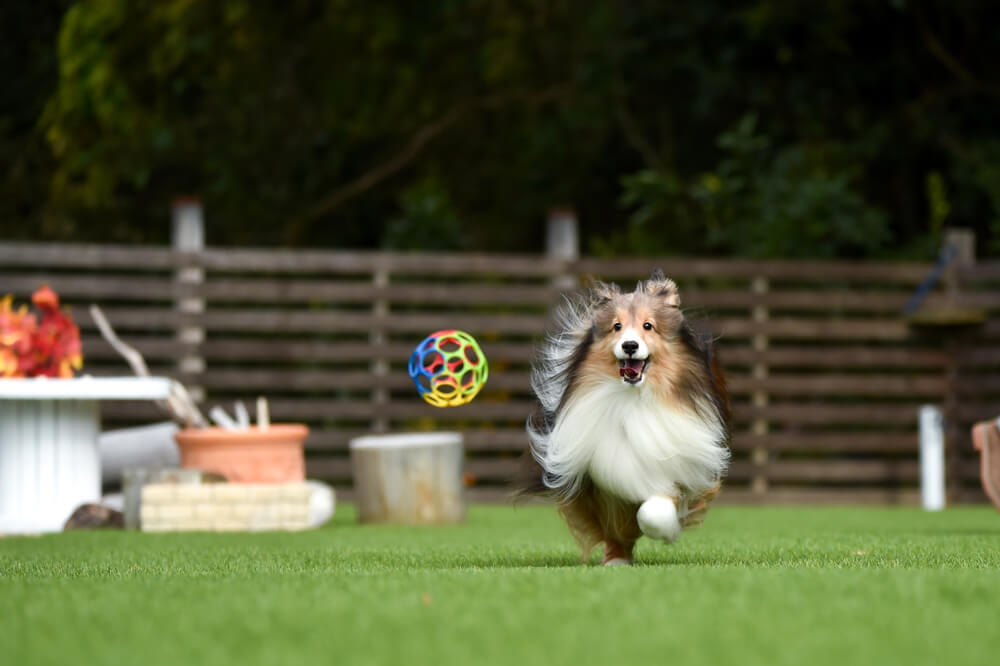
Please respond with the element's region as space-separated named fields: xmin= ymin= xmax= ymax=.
xmin=560 ymin=481 xmax=723 ymax=562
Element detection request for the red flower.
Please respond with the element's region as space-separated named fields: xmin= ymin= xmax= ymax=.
xmin=0 ymin=285 xmax=82 ymax=378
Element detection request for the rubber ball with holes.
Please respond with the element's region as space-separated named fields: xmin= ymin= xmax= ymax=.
xmin=408 ymin=330 xmax=489 ymax=407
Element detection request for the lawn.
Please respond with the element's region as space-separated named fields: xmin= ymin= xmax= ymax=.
xmin=3 ymin=504 xmax=1000 ymax=666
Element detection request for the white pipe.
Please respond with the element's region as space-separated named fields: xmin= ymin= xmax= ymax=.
xmin=919 ymin=405 xmax=946 ymax=511
xmin=209 ymin=406 xmax=239 ymax=431
xmin=234 ymin=401 xmax=250 ymax=429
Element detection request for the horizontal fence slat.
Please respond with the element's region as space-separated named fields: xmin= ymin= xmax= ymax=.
xmin=201 ymin=279 xmax=560 ymax=306
xmin=720 ymin=346 xmax=950 ymax=368
xmin=198 ymin=248 xmax=571 ymax=277
xmin=728 ymin=375 xmax=947 ymax=397
xmin=688 ymin=290 xmax=932 ymax=311
xmin=576 ymin=257 xmax=932 ymax=282
xmin=0 ymin=275 xmax=175 ymax=301
xmin=0 ymin=243 xmax=175 ymax=269
xmin=728 ymin=460 xmax=920 ymax=483
xmin=82 ymin=337 xmax=194 ymax=361
xmin=198 ymin=340 xmax=537 ymax=363
xmin=718 ymin=488 xmax=921 ymax=505
xmin=732 ymin=403 xmax=921 ymax=425
xmin=191 ymin=369 xmax=531 ymax=392
xmin=76 ymin=308 xmax=179 ymax=330
xmin=195 ymin=310 xmax=549 ymax=334
xmin=715 ymin=318 xmax=912 ymax=340
xmin=732 ymin=433 xmax=917 ymax=452
xmin=958 ymin=262 xmax=1000 ymax=281
xmin=236 ymin=399 xmax=535 ymax=421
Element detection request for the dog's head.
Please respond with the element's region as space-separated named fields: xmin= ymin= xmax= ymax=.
xmin=583 ymin=269 xmax=693 ymax=389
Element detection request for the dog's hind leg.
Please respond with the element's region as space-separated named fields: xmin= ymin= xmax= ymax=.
xmin=559 ymin=493 xmax=604 ymax=563
xmin=679 ymin=482 xmax=721 ymax=529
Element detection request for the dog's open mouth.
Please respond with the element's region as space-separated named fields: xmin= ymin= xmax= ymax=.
xmin=619 ymin=358 xmax=648 ymax=385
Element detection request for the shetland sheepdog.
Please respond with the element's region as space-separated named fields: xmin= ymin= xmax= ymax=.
xmin=526 ymin=269 xmax=731 ymax=565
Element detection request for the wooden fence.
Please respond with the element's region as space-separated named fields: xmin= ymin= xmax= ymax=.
xmin=2 ymin=241 xmax=998 ymax=504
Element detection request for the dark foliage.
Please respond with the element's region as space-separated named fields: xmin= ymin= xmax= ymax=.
xmin=2 ymin=1 xmax=999 ymax=256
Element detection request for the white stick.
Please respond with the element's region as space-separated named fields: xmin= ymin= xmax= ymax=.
xmin=209 ymin=406 xmax=239 ymax=431
xmin=167 ymin=380 xmax=209 ymax=429
xmin=234 ymin=401 xmax=250 ymax=429
xmin=89 ymin=304 xmax=150 ymax=376
xmin=257 ymin=396 xmax=270 ymax=431
xmin=919 ymin=405 xmax=946 ymax=511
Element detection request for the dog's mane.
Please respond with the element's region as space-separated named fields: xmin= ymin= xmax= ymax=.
xmin=526 ymin=283 xmax=611 ymax=478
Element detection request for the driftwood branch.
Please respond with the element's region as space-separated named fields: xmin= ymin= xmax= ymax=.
xmin=89 ymin=304 xmax=208 ymax=428
xmin=916 ymin=12 xmax=1000 ymax=98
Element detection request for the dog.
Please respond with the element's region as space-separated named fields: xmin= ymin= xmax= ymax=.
xmin=526 ymin=269 xmax=731 ymax=565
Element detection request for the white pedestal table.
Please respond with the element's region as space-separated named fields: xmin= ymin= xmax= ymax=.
xmin=0 ymin=377 xmax=172 ymax=534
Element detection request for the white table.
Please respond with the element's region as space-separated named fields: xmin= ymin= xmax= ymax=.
xmin=0 ymin=377 xmax=172 ymax=533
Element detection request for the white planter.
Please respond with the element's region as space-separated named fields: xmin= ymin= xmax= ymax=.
xmin=0 ymin=377 xmax=172 ymax=534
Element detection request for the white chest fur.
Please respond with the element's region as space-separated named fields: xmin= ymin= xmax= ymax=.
xmin=539 ymin=379 xmax=729 ymax=503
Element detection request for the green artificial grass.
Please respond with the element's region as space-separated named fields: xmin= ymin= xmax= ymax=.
xmin=3 ymin=505 xmax=1000 ymax=666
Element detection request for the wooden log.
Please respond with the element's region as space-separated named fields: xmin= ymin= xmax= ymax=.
xmin=349 ymin=432 xmax=465 ymax=524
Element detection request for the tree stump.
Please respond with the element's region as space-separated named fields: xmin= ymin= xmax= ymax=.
xmin=349 ymin=433 xmax=465 ymax=524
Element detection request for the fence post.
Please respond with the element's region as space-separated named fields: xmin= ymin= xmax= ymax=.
xmin=941 ymin=228 xmax=975 ymax=503
xmin=546 ymin=208 xmax=579 ymax=290
xmin=371 ymin=261 xmax=389 ymax=433
xmin=751 ymin=276 xmax=770 ymax=495
xmin=172 ymin=197 xmax=205 ymax=404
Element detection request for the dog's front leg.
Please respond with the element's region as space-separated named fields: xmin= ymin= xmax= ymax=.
xmin=636 ymin=485 xmax=681 ymax=544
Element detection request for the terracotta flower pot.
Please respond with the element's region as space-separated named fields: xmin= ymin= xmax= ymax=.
xmin=174 ymin=425 xmax=308 ymax=483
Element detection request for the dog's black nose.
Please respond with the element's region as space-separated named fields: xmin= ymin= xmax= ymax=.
xmin=622 ymin=340 xmax=639 ymax=355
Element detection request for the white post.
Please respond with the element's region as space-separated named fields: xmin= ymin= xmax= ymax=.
xmin=546 ymin=208 xmax=579 ymax=291
xmin=172 ymin=197 xmax=205 ymax=403
xmin=919 ymin=405 xmax=946 ymax=511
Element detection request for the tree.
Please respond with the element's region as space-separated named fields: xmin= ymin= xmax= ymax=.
xmin=14 ymin=0 xmax=1000 ymax=256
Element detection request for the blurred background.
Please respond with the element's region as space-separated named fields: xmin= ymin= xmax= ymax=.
xmin=3 ymin=0 xmax=1000 ymax=257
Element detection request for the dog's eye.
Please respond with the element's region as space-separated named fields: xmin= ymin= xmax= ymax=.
xmin=613 ymin=322 xmax=622 ymax=331
xmin=643 ymin=322 xmax=653 ymax=330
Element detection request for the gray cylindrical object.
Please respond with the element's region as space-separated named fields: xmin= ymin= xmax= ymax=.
xmin=349 ymin=432 xmax=464 ymax=524
xmin=99 ymin=421 xmax=180 ymax=484
xmin=919 ymin=405 xmax=945 ymax=511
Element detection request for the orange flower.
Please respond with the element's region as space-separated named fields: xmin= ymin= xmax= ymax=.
xmin=31 ymin=284 xmax=60 ymax=311
xmin=0 ymin=286 xmax=82 ymax=378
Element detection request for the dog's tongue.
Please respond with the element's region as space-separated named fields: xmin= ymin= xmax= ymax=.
xmin=620 ymin=358 xmax=644 ymax=379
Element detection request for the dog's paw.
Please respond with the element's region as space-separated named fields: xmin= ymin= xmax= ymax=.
xmin=603 ymin=557 xmax=633 ymax=567
xmin=637 ymin=495 xmax=681 ymax=544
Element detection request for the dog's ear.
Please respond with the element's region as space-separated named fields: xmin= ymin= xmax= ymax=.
xmin=643 ymin=268 xmax=679 ymax=307
xmin=590 ymin=280 xmax=620 ymax=304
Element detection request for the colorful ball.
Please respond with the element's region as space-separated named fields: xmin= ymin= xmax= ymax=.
xmin=408 ymin=330 xmax=488 ymax=407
